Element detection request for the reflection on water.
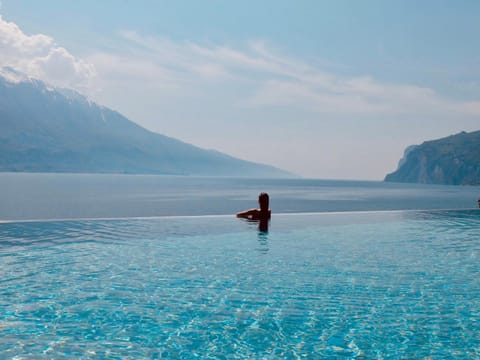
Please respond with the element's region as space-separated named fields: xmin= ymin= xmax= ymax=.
xmin=258 ymin=218 xmax=269 ymax=233
xmin=257 ymin=219 xmax=269 ymax=254
xmin=256 ymin=231 xmax=269 ymax=254
xmin=238 ymin=217 xmax=270 ymax=254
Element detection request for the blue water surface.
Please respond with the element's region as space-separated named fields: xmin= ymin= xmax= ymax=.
xmin=1 ymin=210 xmax=479 ymax=358
xmin=0 ymin=173 xmax=479 ymax=220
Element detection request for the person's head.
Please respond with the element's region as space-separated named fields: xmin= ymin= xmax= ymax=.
xmin=258 ymin=192 xmax=269 ymax=211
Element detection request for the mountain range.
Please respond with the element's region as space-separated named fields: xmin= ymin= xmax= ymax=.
xmin=385 ymin=130 xmax=480 ymax=185
xmin=0 ymin=68 xmax=292 ymax=177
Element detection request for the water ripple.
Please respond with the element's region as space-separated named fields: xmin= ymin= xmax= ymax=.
xmin=0 ymin=210 xmax=479 ymax=358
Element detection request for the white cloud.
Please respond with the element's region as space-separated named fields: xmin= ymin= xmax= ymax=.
xmin=0 ymin=16 xmax=95 ymax=91
xmin=90 ymin=31 xmax=480 ymax=117
xmin=84 ymin=31 xmax=480 ymax=179
xmin=1 ymin=17 xmax=477 ymax=118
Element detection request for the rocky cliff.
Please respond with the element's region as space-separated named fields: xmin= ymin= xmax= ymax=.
xmin=384 ymin=131 xmax=480 ymax=185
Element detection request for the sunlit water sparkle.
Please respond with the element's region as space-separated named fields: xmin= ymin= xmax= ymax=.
xmin=1 ymin=210 xmax=479 ymax=358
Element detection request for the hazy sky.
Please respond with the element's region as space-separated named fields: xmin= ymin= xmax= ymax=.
xmin=1 ymin=1 xmax=479 ymax=179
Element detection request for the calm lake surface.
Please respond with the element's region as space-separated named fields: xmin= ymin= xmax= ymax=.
xmin=0 ymin=172 xmax=479 ymax=220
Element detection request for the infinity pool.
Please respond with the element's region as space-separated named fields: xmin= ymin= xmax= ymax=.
xmin=1 ymin=210 xmax=479 ymax=358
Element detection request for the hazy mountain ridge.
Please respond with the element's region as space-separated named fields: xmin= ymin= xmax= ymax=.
xmin=0 ymin=69 xmax=292 ymax=177
xmin=385 ymin=131 xmax=480 ymax=185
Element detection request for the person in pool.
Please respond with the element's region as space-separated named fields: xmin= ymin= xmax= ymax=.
xmin=236 ymin=192 xmax=271 ymax=220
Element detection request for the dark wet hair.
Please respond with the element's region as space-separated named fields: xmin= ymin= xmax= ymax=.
xmin=258 ymin=192 xmax=269 ymax=211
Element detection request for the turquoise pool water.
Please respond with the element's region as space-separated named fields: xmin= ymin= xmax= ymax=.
xmin=1 ymin=210 xmax=479 ymax=358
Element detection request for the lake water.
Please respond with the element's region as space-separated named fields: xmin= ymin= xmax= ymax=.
xmin=0 ymin=173 xmax=479 ymax=220
xmin=1 ymin=173 xmax=479 ymax=358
